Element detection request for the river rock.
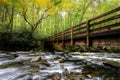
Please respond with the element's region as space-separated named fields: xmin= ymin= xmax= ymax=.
xmin=57 ymin=58 xmax=64 ymax=63
xmin=103 ymin=59 xmax=120 ymax=68
xmin=0 ymin=59 xmax=25 ymax=68
xmin=115 ymin=56 xmax=120 ymax=58
xmin=87 ymin=74 xmax=92 ymax=78
xmin=51 ymin=73 xmax=61 ymax=80
xmin=30 ymin=50 xmax=34 ymax=53
xmin=9 ymin=52 xmax=18 ymax=58
xmin=38 ymin=61 xmax=50 ymax=67
xmin=31 ymin=56 xmax=41 ymax=62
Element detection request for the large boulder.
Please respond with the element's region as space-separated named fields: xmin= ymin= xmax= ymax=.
xmin=31 ymin=56 xmax=41 ymax=62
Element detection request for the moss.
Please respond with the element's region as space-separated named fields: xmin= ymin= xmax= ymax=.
xmin=32 ymin=66 xmax=39 ymax=74
xmin=55 ymin=44 xmax=69 ymax=52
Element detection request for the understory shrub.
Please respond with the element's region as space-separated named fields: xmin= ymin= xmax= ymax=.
xmin=0 ymin=31 xmax=36 ymax=51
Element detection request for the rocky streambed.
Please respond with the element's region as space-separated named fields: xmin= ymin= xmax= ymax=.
xmin=0 ymin=51 xmax=120 ymax=80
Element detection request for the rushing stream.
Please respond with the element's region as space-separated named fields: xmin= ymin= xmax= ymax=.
xmin=0 ymin=51 xmax=120 ymax=80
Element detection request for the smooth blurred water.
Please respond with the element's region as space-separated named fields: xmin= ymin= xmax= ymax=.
xmin=0 ymin=51 xmax=119 ymax=80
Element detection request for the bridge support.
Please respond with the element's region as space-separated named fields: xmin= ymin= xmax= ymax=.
xmin=52 ymin=37 xmax=54 ymax=44
xmin=57 ymin=35 xmax=58 ymax=44
xmin=62 ymin=31 xmax=65 ymax=47
xmin=86 ymin=20 xmax=90 ymax=46
xmin=71 ymin=27 xmax=74 ymax=46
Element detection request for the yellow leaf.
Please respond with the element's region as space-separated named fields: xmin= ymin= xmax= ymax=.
xmin=36 ymin=0 xmax=49 ymax=8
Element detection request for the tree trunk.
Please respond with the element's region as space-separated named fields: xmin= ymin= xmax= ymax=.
xmin=8 ymin=6 xmax=14 ymax=32
xmin=10 ymin=6 xmax=14 ymax=32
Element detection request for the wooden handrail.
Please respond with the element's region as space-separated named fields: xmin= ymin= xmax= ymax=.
xmin=49 ymin=6 xmax=120 ymax=46
xmin=90 ymin=6 xmax=120 ymax=21
xmin=90 ymin=14 xmax=120 ymax=26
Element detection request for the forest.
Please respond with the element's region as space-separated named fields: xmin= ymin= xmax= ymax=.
xmin=0 ymin=0 xmax=120 ymax=51
xmin=0 ymin=0 xmax=120 ymax=80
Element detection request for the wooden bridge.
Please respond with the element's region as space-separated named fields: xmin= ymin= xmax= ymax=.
xmin=48 ymin=7 xmax=120 ymax=47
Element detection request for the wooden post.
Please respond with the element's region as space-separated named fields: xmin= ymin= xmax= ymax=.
xmin=71 ymin=27 xmax=73 ymax=46
xmin=50 ymin=37 xmax=51 ymax=44
xmin=56 ymin=29 xmax=58 ymax=44
xmin=62 ymin=31 xmax=65 ymax=47
xmin=49 ymin=37 xmax=51 ymax=44
xmin=86 ymin=20 xmax=90 ymax=46
xmin=57 ymin=34 xmax=58 ymax=44
xmin=53 ymin=36 xmax=54 ymax=44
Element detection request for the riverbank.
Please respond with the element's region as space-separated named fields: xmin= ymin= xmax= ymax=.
xmin=55 ymin=44 xmax=120 ymax=53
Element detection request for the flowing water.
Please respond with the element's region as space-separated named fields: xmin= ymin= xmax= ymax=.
xmin=0 ymin=51 xmax=120 ymax=80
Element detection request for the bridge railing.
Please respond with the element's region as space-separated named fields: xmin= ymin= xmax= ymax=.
xmin=49 ymin=6 xmax=120 ymax=46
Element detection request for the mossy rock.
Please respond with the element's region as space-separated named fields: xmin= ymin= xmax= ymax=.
xmin=103 ymin=59 xmax=120 ymax=68
xmin=32 ymin=66 xmax=39 ymax=73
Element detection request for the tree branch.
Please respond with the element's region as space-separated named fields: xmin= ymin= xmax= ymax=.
xmin=80 ymin=0 xmax=93 ymax=22
xmin=23 ymin=9 xmax=34 ymax=29
xmin=33 ymin=0 xmax=62 ymax=30
xmin=33 ymin=9 xmax=49 ymax=30
xmin=23 ymin=0 xmax=62 ymax=32
xmin=33 ymin=15 xmax=49 ymax=31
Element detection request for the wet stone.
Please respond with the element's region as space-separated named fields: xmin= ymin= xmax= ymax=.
xmin=51 ymin=73 xmax=61 ymax=80
xmin=57 ymin=58 xmax=64 ymax=63
xmin=31 ymin=56 xmax=41 ymax=62
xmin=8 ymin=52 xmax=18 ymax=58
